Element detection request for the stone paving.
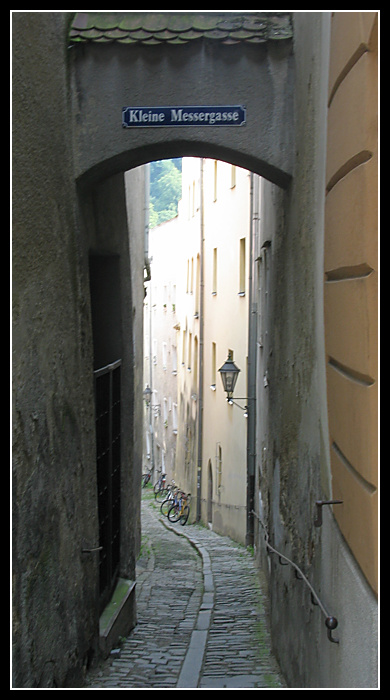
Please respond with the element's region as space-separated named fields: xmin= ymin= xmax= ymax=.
xmin=85 ymin=491 xmax=286 ymax=689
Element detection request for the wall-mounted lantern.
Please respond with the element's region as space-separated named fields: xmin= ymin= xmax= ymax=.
xmin=218 ymin=350 xmax=248 ymax=416
xmin=218 ymin=350 xmax=240 ymax=400
xmin=143 ymin=384 xmax=161 ymax=416
xmin=143 ymin=384 xmax=152 ymax=406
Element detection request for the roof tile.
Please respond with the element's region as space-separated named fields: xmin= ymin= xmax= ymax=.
xmin=69 ymin=12 xmax=292 ymax=46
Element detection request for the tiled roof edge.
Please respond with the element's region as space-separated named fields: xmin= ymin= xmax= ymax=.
xmin=69 ymin=12 xmax=293 ymax=45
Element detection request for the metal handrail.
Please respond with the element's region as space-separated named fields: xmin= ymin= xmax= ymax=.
xmin=251 ymin=509 xmax=339 ymax=643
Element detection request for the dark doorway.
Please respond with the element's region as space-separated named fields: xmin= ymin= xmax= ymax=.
xmin=89 ymin=254 xmax=122 ymax=370
xmin=94 ymin=360 xmax=122 ymax=612
xmin=89 ymin=254 xmax=123 ymax=611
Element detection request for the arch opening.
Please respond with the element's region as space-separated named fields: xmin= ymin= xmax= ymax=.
xmin=77 ymin=139 xmax=292 ymax=194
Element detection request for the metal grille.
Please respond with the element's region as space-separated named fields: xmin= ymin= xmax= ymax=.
xmin=94 ymin=360 xmax=121 ymax=612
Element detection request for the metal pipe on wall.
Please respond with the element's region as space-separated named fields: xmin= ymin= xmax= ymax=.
xmin=196 ymin=158 xmax=205 ymax=522
xmin=246 ymin=172 xmax=259 ymax=546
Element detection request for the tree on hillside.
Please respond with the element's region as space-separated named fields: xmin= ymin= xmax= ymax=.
xmin=149 ymin=159 xmax=182 ymax=227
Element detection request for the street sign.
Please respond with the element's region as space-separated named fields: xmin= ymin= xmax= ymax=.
xmin=122 ymin=105 xmax=246 ymax=127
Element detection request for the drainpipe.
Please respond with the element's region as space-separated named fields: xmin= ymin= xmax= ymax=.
xmin=143 ymin=163 xmax=155 ymax=479
xmin=196 ymin=158 xmax=205 ymax=522
xmin=144 ymin=163 xmax=151 ymax=283
xmin=246 ymin=172 xmax=258 ymax=547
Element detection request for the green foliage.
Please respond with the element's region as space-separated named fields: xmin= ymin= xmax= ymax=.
xmin=149 ymin=158 xmax=182 ymax=227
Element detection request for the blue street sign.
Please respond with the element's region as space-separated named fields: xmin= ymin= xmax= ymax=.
xmin=122 ymin=105 xmax=246 ymax=127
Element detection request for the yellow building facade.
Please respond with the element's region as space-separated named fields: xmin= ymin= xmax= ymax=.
xmin=169 ymin=158 xmax=251 ymax=543
xmin=324 ymin=11 xmax=378 ymax=595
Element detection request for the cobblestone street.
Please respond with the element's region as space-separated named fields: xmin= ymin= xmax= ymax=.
xmin=85 ymin=492 xmax=286 ymax=689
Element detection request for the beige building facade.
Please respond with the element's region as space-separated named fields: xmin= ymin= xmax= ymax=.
xmin=324 ymin=11 xmax=378 ymax=596
xmin=143 ymin=213 xmax=180 ymax=485
xmin=146 ymin=158 xmax=251 ymax=544
xmin=200 ymin=160 xmax=251 ymax=543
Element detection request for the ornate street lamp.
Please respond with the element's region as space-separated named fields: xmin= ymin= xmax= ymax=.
xmin=218 ymin=350 xmax=241 ymax=401
xmin=218 ymin=350 xmax=249 ymax=417
xmin=143 ymin=384 xmax=152 ymax=406
xmin=143 ymin=384 xmax=161 ymax=415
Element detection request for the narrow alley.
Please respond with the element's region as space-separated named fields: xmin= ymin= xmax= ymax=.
xmin=85 ymin=491 xmax=286 ymax=689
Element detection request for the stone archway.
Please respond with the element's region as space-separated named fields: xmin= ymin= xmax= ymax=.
xmin=69 ymin=12 xmax=294 ymax=190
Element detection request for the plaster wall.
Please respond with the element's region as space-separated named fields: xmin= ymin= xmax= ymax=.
xmin=253 ymin=12 xmax=377 ymax=688
xmin=324 ymin=11 xmax=378 ymax=596
xmin=201 ymin=160 xmax=250 ymax=543
xmin=70 ymin=39 xmax=294 ymax=188
xmin=12 ymin=12 xmax=99 ymax=687
xmin=12 ymin=13 xmax=145 ymax=685
xmin=170 ymin=158 xmax=251 ymax=542
xmin=81 ymin=169 xmax=145 ymax=583
xmin=143 ymin=214 xmax=181 ymax=484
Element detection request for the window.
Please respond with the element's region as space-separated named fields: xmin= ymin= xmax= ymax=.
xmin=182 ymin=329 xmax=186 ymax=365
xmin=188 ymin=332 xmax=192 ymax=370
xmin=217 ymin=443 xmax=222 ymax=490
xmin=163 ymin=398 xmax=168 ymax=425
xmin=172 ymin=403 xmax=178 ymax=434
xmin=211 ymin=342 xmax=216 ymax=390
xmin=193 ymin=336 xmax=198 ymax=387
xmin=171 ymin=343 xmax=177 ymax=375
xmin=172 ymin=284 xmax=176 ymax=313
xmin=195 ymin=254 xmax=200 ymax=317
xmin=239 ymin=237 xmax=246 ymax=295
xmin=212 ymin=248 xmax=217 ymax=295
xmin=153 ymin=389 xmax=159 ymax=417
xmin=231 ymin=164 xmax=236 ymax=188
xmin=162 ymin=342 xmax=167 ymax=370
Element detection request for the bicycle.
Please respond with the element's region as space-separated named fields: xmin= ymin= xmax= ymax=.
xmin=155 ymin=479 xmax=176 ymax=504
xmin=141 ymin=468 xmax=152 ymax=488
xmin=153 ymin=471 xmax=166 ymax=495
xmin=168 ymin=493 xmax=191 ymax=525
xmin=160 ymin=485 xmax=182 ymax=516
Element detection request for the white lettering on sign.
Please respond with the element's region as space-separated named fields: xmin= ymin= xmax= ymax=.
xmin=122 ymin=106 xmax=246 ymax=128
xmin=170 ymin=109 xmax=240 ymax=124
xmin=127 ymin=109 xmax=165 ymax=123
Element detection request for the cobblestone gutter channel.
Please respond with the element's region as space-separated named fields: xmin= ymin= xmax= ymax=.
xmin=85 ymin=496 xmax=286 ymax=689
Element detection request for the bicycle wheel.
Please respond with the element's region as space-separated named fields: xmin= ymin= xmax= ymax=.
xmin=153 ymin=474 xmax=166 ymax=494
xmin=155 ymin=487 xmax=169 ymax=503
xmin=142 ymin=473 xmax=151 ymax=488
xmin=180 ymin=505 xmax=190 ymax=525
xmin=168 ymin=503 xmax=182 ymax=523
xmin=160 ymin=498 xmax=174 ymax=517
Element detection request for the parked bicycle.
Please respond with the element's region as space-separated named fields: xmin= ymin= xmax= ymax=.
xmin=141 ymin=468 xmax=152 ymax=488
xmin=153 ymin=471 xmax=166 ymax=495
xmin=168 ymin=492 xmax=191 ymax=525
xmin=160 ymin=485 xmax=182 ymax=516
xmin=155 ymin=479 xmax=176 ymax=504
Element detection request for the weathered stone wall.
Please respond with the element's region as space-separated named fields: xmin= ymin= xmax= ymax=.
xmin=70 ymin=37 xmax=294 ymax=187
xmin=12 ymin=12 xmax=100 ymax=687
xmin=254 ymin=12 xmax=377 ymax=689
xmin=12 ymin=13 xmax=145 ymax=687
xmin=79 ymin=170 xmax=145 ymax=584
